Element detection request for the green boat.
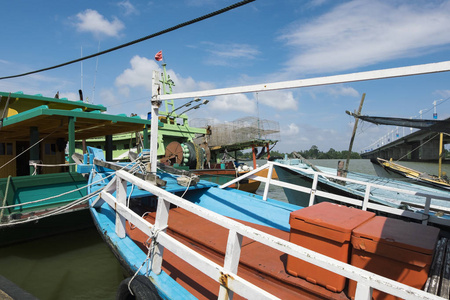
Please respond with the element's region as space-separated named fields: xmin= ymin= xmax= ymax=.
xmin=77 ymin=64 xmax=279 ymax=193
xmin=0 ymin=91 xmax=151 ymax=245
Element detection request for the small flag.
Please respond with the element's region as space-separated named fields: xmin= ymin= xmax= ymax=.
xmin=155 ymin=50 xmax=163 ymax=61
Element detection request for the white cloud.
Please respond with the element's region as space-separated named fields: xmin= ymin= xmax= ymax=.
xmin=202 ymin=42 xmax=260 ymax=66
xmin=209 ymin=94 xmax=256 ymax=113
xmin=118 ymin=1 xmax=138 ymax=16
xmin=257 ymin=91 xmax=298 ymax=110
xmin=98 ymin=88 xmax=122 ymax=108
xmin=327 ymin=86 xmax=360 ymax=98
xmin=115 ymin=56 xmax=157 ymax=95
xmin=115 ymin=55 xmax=215 ymax=96
xmin=284 ymin=123 xmax=300 ymax=136
xmin=280 ymin=0 xmax=450 ymax=75
xmin=59 ymin=92 xmax=80 ymax=101
xmin=75 ymin=9 xmax=124 ymax=38
xmin=115 ymin=55 xmax=214 ymax=95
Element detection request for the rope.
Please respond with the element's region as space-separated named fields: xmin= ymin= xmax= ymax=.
xmin=180 ymin=176 xmax=194 ymax=198
xmin=0 ymin=0 xmax=254 ymax=80
xmin=128 ymin=224 xmax=168 ymax=296
xmin=0 ymin=189 xmax=102 ymax=227
xmin=30 ymin=162 xmax=78 ymax=175
xmin=0 ymin=154 xmax=140 ymax=210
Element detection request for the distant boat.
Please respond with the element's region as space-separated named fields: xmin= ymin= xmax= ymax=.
xmin=371 ymin=157 xmax=450 ymax=191
xmin=273 ymin=157 xmax=450 ymax=212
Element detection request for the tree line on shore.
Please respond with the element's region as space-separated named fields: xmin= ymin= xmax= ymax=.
xmin=237 ymin=145 xmax=361 ymax=160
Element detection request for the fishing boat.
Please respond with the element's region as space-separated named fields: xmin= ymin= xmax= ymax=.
xmin=273 ymin=156 xmax=450 ymax=213
xmin=78 ymin=63 xmax=279 ymax=193
xmin=371 ymin=157 xmax=450 ymax=191
xmin=85 ymin=148 xmax=449 ymax=299
xmin=346 ymin=112 xmax=450 ymax=191
xmin=85 ymin=62 xmax=450 ymax=300
xmin=0 ymin=91 xmax=152 ymax=245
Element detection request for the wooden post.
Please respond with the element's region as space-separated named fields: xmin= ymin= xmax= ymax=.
xmin=68 ymin=117 xmax=76 ymax=172
xmin=218 ymin=229 xmax=243 ymax=300
xmin=252 ymin=144 xmax=257 ymax=169
xmin=345 ymin=93 xmax=366 ymax=177
xmin=115 ymin=176 xmax=127 ymax=238
xmin=152 ymin=197 xmax=170 ymax=275
xmin=29 ymin=126 xmax=39 ymax=175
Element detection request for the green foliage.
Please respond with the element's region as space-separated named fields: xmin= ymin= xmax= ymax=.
xmin=235 ymin=145 xmax=361 ymax=160
xmin=293 ymin=145 xmax=361 ymax=159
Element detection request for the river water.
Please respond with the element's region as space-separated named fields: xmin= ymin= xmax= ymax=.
xmin=1 ymin=159 xmax=448 ymax=299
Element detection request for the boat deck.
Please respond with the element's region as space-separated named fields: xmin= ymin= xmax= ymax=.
xmin=126 ymin=206 xmax=349 ymax=300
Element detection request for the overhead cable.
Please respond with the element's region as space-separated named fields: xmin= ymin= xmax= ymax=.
xmin=0 ymin=0 xmax=255 ymax=80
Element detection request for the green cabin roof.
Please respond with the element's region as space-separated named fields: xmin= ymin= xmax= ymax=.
xmin=0 ymin=91 xmax=152 ymax=142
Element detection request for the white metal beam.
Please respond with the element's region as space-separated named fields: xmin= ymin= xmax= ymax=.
xmin=158 ymin=61 xmax=450 ymax=100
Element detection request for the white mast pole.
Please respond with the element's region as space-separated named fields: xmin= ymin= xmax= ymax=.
xmin=150 ymin=70 xmax=161 ymax=174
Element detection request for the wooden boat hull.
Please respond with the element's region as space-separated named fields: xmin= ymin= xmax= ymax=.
xmin=0 ymin=172 xmax=92 ymax=245
xmin=371 ymin=158 xmax=450 ymax=191
xmin=0 ymin=207 xmax=92 ymax=246
xmin=89 ymin=183 xmax=349 ymax=299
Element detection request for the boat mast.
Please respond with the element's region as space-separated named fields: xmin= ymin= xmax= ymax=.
xmin=150 ymin=70 xmax=161 ymax=174
xmin=160 ymin=63 xmax=175 ymax=115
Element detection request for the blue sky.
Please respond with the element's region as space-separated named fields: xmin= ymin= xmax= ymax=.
xmin=2 ymin=0 xmax=450 ymax=154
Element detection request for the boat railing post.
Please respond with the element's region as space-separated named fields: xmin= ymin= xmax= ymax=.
xmin=152 ymin=196 xmax=170 ymax=275
xmin=362 ymin=184 xmax=371 ymax=211
xmin=422 ymin=195 xmax=432 ymax=225
xmin=308 ymin=173 xmax=319 ymax=207
xmin=262 ymin=163 xmax=274 ymax=201
xmin=115 ymin=175 xmax=127 ymax=238
xmin=218 ymin=229 xmax=243 ymax=300
xmin=354 ymin=282 xmax=373 ymax=300
xmin=0 ymin=175 xmax=12 ymax=221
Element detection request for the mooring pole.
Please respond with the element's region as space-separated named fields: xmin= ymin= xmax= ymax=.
xmin=344 ymin=93 xmax=366 ymax=177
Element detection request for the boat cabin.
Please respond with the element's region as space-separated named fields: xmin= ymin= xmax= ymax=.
xmin=0 ymin=91 xmax=152 ymax=178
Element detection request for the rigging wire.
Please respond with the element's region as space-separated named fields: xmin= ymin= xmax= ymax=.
xmin=0 ymin=0 xmax=255 ymax=81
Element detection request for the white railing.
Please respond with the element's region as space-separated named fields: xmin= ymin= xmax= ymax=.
xmin=220 ymin=161 xmax=450 ymax=228
xmin=92 ymin=169 xmax=444 ymax=300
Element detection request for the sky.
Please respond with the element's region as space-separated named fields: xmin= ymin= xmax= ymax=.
xmin=2 ymin=0 xmax=450 ymax=154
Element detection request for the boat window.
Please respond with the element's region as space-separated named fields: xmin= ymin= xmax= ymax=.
xmin=0 ymin=143 xmax=12 ymax=155
xmin=45 ymin=143 xmax=56 ymax=155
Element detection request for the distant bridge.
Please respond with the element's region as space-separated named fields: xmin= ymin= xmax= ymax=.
xmin=360 ymin=127 xmax=450 ymax=162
